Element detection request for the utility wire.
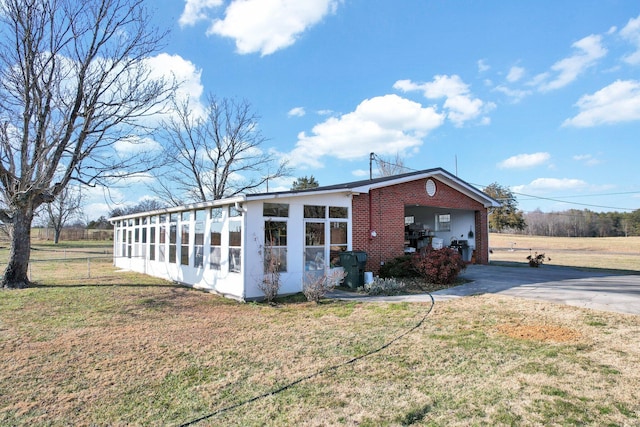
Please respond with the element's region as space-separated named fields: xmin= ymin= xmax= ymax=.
xmin=368 ymin=158 xmax=636 ymax=212
xmin=511 ymin=190 xmax=636 ymax=212
xmin=469 ymin=181 xmax=637 ymax=212
xmin=368 ymin=154 xmax=636 ymax=211
xmin=177 ymin=294 xmax=436 ymax=426
xmin=517 ymin=190 xmax=640 ymax=200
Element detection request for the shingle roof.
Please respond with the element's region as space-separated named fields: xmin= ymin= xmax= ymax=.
xmin=246 ymin=167 xmax=500 ymax=207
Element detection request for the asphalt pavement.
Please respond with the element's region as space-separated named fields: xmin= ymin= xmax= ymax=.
xmin=328 ymin=264 xmax=640 ymax=315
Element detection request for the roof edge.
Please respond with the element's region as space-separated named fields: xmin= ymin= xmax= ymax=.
xmin=108 ymin=195 xmax=246 ymax=222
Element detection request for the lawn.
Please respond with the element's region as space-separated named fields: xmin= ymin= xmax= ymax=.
xmin=489 ymin=233 xmax=640 ymax=272
xmin=1 ymin=252 xmax=639 ymax=426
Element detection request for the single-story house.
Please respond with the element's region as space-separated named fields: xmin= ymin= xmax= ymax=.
xmin=110 ymin=168 xmax=500 ymax=301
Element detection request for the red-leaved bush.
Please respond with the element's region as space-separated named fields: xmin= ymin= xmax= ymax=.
xmin=412 ymin=247 xmax=466 ymax=285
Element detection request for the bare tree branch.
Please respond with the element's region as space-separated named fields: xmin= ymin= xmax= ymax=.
xmin=151 ymin=95 xmax=291 ymax=205
xmin=376 ymin=153 xmax=409 ymax=177
xmin=0 ymin=0 xmax=174 ymax=288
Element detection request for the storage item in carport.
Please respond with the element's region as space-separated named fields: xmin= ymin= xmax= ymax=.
xmin=431 ymin=238 xmax=444 ymax=250
xmin=450 ymin=239 xmax=470 ymax=261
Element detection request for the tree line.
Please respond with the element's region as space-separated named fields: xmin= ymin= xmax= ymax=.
xmin=520 ymin=209 xmax=640 ymax=237
xmin=484 ymin=183 xmax=640 ymax=237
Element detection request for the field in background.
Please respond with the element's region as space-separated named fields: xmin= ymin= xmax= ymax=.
xmin=489 ymin=233 xmax=640 ymax=272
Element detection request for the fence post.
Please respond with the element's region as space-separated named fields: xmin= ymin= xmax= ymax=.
xmin=87 ymin=257 xmax=91 ymax=278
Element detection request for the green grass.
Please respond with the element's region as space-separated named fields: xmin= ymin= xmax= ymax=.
xmin=1 ymin=242 xmax=639 ymax=425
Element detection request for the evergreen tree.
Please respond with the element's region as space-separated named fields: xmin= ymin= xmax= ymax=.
xmin=483 ymin=183 xmax=526 ymax=232
xmin=291 ymin=176 xmax=319 ymax=190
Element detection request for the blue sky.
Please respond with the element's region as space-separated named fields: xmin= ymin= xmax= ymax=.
xmin=88 ymin=0 xmax=640 ymax=218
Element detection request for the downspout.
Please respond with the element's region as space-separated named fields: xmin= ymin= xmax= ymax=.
xmin=368 ymin=189 xmax=374 ymax=240
xmin=234 ymin=200 xmax=248 ymax=301
xmin=109 ymin=220 xmax=116 ymax=266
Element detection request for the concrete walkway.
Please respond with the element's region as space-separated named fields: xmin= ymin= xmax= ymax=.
xmin=328 ymin=264 xmax=640 ymax=315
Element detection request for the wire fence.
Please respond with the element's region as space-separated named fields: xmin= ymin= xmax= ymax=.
xmin=28 ymin=256 xmax=115 ymax=282
xmin=0 ymin=248 xmax=115 ymax=284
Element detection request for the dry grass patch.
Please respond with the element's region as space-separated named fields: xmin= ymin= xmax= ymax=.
xmin=495 ymin=323 xmax=582 ymax=343
xmin=489 ymin=233 xmax=640 ymax=271
xmin=1 ymin=264 xmax=639 ymax=426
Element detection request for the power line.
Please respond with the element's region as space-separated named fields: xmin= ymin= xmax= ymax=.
xmin=511 ymin=190 xmax=637 ymax=212
xmin=365 ymin=156 xmax=638 ymax=212
xmin=470 ymin=182 xmax=638 ymax=212
xmin=517 ymin=190 xmax=640 ymax=200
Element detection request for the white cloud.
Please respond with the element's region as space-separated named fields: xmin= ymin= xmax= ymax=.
xmin=394 ymin=75 xmax=493 ymax=126
xmin=563 ymin=79 xmax=640 ymax=127
xmin=506 ymin=66 xmax=525 ymax=83
xmin=115 ymin=172 xmax=156 ymax=186
xmin=573 ymin=154 xmax=601 ymax=166
xmin=286 ymin=94 xmax=444 ymax=168
xmin=620 ymin=14 xmax=640 ymax=64
xmin=145 ymin=53 xmax=205 ymax=120
xmin=498 ymin=152 xmax=550 ymax=169
xmin=114 ymin=136 xmax=162 ymax=155
xmin=351 ymin=169 xmax=368 ymax=177
xmin=513 ymin=177 xmax=588 ymax=194
xmin=208 ymin=0 xmax=340 ymax=56
xmin=179 ymin=0 xmax=224 ymax=27
xmin=532 ymin=34 xmax=607 ymax=92
xmin=477 ymin=59 xmax=490 ymax=72
xmin=494 ymin=85 xmax=532 ymax=103
xmin=84 ymin=202 xmax=111 ymax=220
xmin=149 ymin=54 xmax=203 ymax=101
xmin=81 ymin=185 xmax=125 ymax=219
xmin=288 ymin=107 xmax=306 ymax=117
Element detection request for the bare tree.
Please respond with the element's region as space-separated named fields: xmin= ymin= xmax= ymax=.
xmin=376 ymin=153 xmax=409 ymax=177
xmin=109 ymin=198 xmax=165 ymax=217
xmin=0 ymin=0 xmax=173 ymax=288
xmin=45 ymin=185 xmax=84 ymax=244
xmin=152 ymin=95 xmax=290 ymax=205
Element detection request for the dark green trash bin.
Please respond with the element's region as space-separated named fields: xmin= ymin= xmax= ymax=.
xmin=339 ymin=251 xmax=368 ymax=289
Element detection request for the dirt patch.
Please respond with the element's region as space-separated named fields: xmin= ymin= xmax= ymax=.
xmin=496 ymin=323 xmax=582 ymax=343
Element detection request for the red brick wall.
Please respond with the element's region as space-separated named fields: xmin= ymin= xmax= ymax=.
xmin=352 ymin=178 xmax=490 ymax=273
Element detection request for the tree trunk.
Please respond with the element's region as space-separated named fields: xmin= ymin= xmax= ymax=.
xmin=2 ymin=209 xmax=34 ymax=289
xmin=54 ymin=228 xmax=61 ymax=244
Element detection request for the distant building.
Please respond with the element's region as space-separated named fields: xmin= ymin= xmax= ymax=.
xmin=110 ymin=168 xmax=500 ymax=301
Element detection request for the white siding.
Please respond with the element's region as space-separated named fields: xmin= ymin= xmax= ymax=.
xmin=112 ymin=192 xmax=352 ymax=301
xmin=242 ymin=193 xmax=351 ymax=300
xmin=113 ymin=205 xmax=247 ymax=300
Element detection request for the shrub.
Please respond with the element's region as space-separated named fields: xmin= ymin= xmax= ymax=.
xmin=412 ymin=247 xmax=466 ymax=285
xmin=527 ymin=251 xmax=550 ymax=267
xmin=362 ymin=277 xmax=406 ymax=296
xmin=379 ymin=254 xmax=420 ymax=278
xmin=303 ymin=269 xmax=346 ymax=303
xmin=258 ymin=244 xmax=281 ymax=304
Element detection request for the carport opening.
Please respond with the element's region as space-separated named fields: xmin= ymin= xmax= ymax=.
xmin=404 ymin=205 xmax=476 ymax=262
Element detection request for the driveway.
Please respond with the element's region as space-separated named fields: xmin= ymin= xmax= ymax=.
xmin=329 ymin=264 xmax=640 ymax=315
